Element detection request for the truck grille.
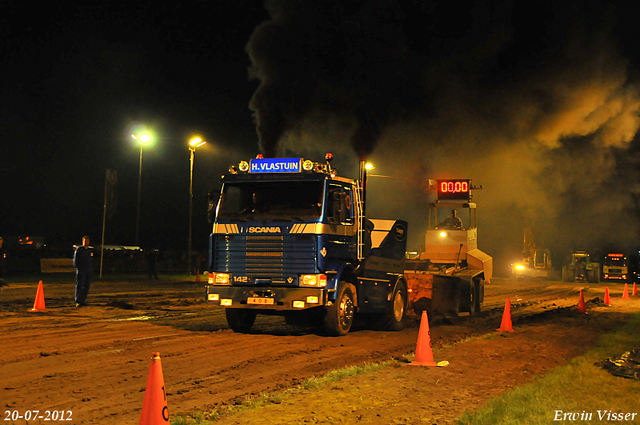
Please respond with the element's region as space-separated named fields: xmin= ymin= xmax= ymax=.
xmin=213 ymin=234 xmax=316 ymax=278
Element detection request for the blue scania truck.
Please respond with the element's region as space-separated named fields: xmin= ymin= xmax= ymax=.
xmin=205 ymin=154 xmax=408 ymax=336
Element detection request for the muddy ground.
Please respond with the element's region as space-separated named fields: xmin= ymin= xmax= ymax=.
xmin=0 ymin=276 xmax=637 ymax=424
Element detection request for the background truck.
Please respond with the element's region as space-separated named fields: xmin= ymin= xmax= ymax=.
xmin=404 ymin=179 xmax=492 ymax=320
xmin=206 ymin=155 xmax=408 ymax=336
xmin=511 ymin=227 xmax=552 ymax=279
xmin=602 ymin=253 xmax=628 ymax=281
xmin=562 ymin=250 xmax=600 ymax=283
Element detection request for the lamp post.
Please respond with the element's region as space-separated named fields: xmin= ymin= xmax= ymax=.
xmin=188 ymin=137 xmax=206 ymax=275
xmin=131 ymin=133 xmax=152 ymax=246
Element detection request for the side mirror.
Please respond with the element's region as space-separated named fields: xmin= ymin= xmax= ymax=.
xmin=207 ymin=190 xmax=220 ymax=223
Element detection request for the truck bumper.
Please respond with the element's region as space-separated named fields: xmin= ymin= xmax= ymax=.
xmin=206 ymin=285 xmax=327 ymax=311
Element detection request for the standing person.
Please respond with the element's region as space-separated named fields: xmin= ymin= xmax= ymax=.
xmin=146 ymin=248 xmax=159 ymax=280
xmin=73 ymin=235 xmax=93 ymax=307
xmin=0 ymin=237 xmax=7 ymax=290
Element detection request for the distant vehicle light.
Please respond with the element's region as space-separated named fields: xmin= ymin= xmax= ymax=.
xmin=515 ymin=265 xmax=525 ymax=270
xmin=439 ymin=232 xmax=448 ymax=238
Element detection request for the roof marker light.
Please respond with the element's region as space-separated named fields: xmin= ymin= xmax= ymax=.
xmin=303 ymin=160 xmax=314 ymax=171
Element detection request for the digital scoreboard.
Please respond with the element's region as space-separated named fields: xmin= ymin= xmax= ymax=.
xmin=437 ymin=179 xmax=470 ymax=201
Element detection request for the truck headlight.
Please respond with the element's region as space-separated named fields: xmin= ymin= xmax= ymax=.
xmin=211 ymin=273 xmax=231 ymax=285
xmin=515 ymin=265 xmax=525 ymax=270
xmin=300 ymin=274 xmax=327 ymax=287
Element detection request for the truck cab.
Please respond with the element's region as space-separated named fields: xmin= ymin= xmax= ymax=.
xmin=206 ymin=155 xmax=408 ymax=336
xmin=602 ymin=253 xmax=628 ymax=281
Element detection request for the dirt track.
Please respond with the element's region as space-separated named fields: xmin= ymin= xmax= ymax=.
xmin=0 ymin=276 xmax=631 ymax=424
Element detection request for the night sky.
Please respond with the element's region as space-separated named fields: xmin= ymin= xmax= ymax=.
xmin=3 ymin=1 xmax=640 ymax=274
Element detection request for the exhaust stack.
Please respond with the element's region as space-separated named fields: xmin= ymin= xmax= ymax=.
xmin=359 ymin=160 xmax=368 ymax=217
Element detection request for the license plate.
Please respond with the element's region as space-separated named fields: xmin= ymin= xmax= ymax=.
xmin=247 ymin=297 xmax=275 ymax=305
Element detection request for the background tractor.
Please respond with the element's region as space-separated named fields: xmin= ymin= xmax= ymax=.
xmin=562 ymin=251 xmax=600 ymax=283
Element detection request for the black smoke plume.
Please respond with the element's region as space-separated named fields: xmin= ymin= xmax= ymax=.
xmin=247 ymin=0 xmax=640 ymax=273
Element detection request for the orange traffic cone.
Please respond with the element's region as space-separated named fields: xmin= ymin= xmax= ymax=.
xmin=28 ymin=281 xmax=46 ymax=312
xmin=497 ymin=298 xmax=514 ymax=332
xmin=196 ymin=269 xmax=201 ymax=282
xmin=140 ymin=352 xmax=169 ymax=425
xmin=633 ymin=282 xmax=638 ymax=297
xmin=604 ymin=287 xmax=612 ymax=306
xmin=622 ymin=283 xmax=630 ymax=299
xmin=408 ymin=310 xmax=437 ymax=366
xmin=577 ymin=290 xmax=587 ymax=314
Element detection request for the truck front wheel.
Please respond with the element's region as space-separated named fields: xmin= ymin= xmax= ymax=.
xmin=226 ymin=309 xmax=257 ymax=333
xmin=324 ymin=282 xmax=355 ymax=336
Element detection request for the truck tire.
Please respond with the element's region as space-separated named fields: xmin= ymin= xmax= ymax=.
xmin=226 ymin=309 xmax=257 ymax=333
xmin=376 ymin=280 xmax=407 ymax=331
xmin=324 ymin=282 xmax=355 ymax=336
xmin=470 ymin=279 xmax=483 ymax=316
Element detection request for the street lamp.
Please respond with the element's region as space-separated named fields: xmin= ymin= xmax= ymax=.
xmin=131 ymin=133 xmax=152 ymax=246
xmin=188 ymin=137 xmax=206 ymax=275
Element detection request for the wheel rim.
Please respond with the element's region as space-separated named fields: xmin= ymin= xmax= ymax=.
xmin=339 ymin=294 xmax=355 ymax=328
xmin=393 ymin=291 xmax=404 ymax=322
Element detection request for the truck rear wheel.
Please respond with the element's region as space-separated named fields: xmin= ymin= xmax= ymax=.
xmin=324 ymin=282 xmax=355 ymax=336
xmin=376 ymin=281 xmax=407 ymax=331
xmin=226 ymin=309 xmax=257 ymax=333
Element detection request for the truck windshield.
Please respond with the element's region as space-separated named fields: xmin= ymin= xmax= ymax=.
xmin=218 ymin=181 xmax=324 ymax=221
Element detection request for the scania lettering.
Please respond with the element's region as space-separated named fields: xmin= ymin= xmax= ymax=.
xmin=248 ymin=227 xmax=281 ymax=233
xmin=206 ymin=154 xmax=408 ymax=336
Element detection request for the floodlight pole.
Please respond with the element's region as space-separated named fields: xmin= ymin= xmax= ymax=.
xmin=135 ymin=146 xmax=143 ymax=246
xmin=188 ymin=147 xmax=195 ymax=275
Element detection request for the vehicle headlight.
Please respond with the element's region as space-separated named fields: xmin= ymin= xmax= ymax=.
xmin=515 ymin=265 xmax=525 ymax=270
xmin=211 ymin=273 xmax=231 ymax=285
xmin=300 ymin=274 xmax=327 ymax=287
xmin=439 ymin=232 xmax=448 ymax=238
